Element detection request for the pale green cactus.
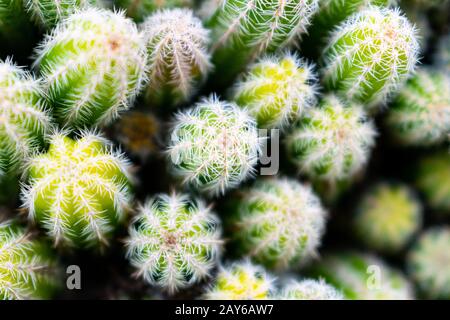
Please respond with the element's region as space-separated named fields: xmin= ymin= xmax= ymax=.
xmin=167 ymin=96 xmax=260 ymax=196
xmin=278 ymin=279 xmax=344 ymax=300
xmin=415 ymin=152 xmax=450 ymax=215
xmin=116 ymin=0 xmax=193 ymax=22
xmin=353 ymin=183 xmax=422 ymax=253
xmin=407 ymin=227 xmax=450 ymax=299
xmin=24 ymin=0 xmax=104 ymax=29
xmin=226 ymin=177 xmax=326 ymax=270
xmin=141 ymin=8 xmax=211 ymax=107
xmin=126 ymin=192 xmax=222 ymax=294
xmin=286 ymin=94 xmax=376 ymax=184
xmin=206 ymin=0 xmax=320 ymax=87
xmin=386 ymin=68 xmax=450 ymax=146
xmin=0 ymin=220 xmax=58 ymax=300
xmin=34 ymin=8 xmax=148 ymax=130
xmin=311 ymin=252 xmax=414 ymax=300
xmin=322 ymin=7 xmax=420 ymax=109
xmin=203 ymin=260 xmax=274 ymax=300
xmin=21 ymin=131 xmax=132 ymax=248
xmin=232 ymin=52 xmax=318 ymax=129
xmin=0 ymin=59 xmax=52 ymax=181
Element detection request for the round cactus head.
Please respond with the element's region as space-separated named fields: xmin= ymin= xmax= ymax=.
xmin=126 ymin=192 xmax=222 ymax=294
xmin=0 ymin=59 xmax=52 ymax=181
xmin=353 ymin=183 xmax=422 ymax=253
xmin=322 ymin=6 xmax=420 ymax=109
xmin=415 ymin=152 xmax=450 ymax=215
xmin=21 ymin=131 xmax=132 ymax=248
xmin=167 ymin=95 xmax=260 ymax=196
xmin=116 ymin=0 xmax=194 ymax=22
xmin=386 ymin=68 xmax=450 ymax=146
xmin=311 ymin=252 xmax=414 ymax=300
xmin=278 ymin=279 xmax=344 ymax=300
xmin=142 ymin=8 xmax=211 ymax=107
xmin=226 ymin=177 xmax=327 ymax=270
xmin=34 ymin=8 xmax=148 ymax=130
xmin=286 ymin=94 xmax=376 ymax=183
xmin=233 ymin=52 xmax=318 ymax=129
xmin=407 ymin=227 xmax=450 ymax=299
xmin=0 ymin=220 xmax=59 ymax=300
xmin=204 ymin=261 xmax=273 ymax=300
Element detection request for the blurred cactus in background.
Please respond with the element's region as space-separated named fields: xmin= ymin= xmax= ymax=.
xmin=167 ymin=96 xmax=260 ymax=196
xmin=353 ymin=183 xmax=422 ymax=253
xmin=0 ymin=59 xmax=52 ymax=181
xmin=34 ymin=8 xmax=147 ymax=130
xmin=204 ymin=260 xmax=273 ymax=300
xmin=226 ymin=177 xmax=326 ymax=270
xmin=322 ymin=7 xmax=419 ymax=110
xmin=286 ymin=95 xmax=376 ymax=184
xmin=232 ymin=52 xmax=318 ymax=129
xmin=21 ymin=131 xmax=132 ymax=248
xmin=415 ymin=152 xmax=450 ymax=215
xmin=311 ymin=252 xmax=414 ymax=300
xmin=116 ymin=0 xmax=193 ymax=22
xmin=278 ymin=279 xmax=343 ymax=300
xmin=126 ymin=192 xmax=222 ymax=294
xmin=0 ymin=219 xmax=58 ymax=300
xmin=141 ymin=8 xmax=211 ymax=108
xmin=407 ymin=227 xmax=450 ymax=299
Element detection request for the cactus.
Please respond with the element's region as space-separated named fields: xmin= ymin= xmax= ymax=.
xmin=415 ymin=152 xmax=450 ymax=215
xmin=278 ymin=279 xmax=344 ymax=300
xmin=24 ymin=0 xmax=104 ymax=29
xmin=21 ymin=131 xmax=132 ymax=248
xmin=226 ymin=177 xmax=326 ymax=270
xmin=0 ymin=220 xmax=58 ymax=300
xmin=203 ymin=260 xmax=273 ymax=300
xmin=322 ymin=7 xmax=420 ymax=109
xmin=116 ymin=0 xmax=193 ymax=22
xmin=141 ymin=9 xmax=211 ymax=108
xmin=353 ymin=183 xmax=422 ymax=253
xmin=167 ymin=95 xmax=260 ymax=196
xmin=407 ymin=227 xmax=450 ymax=299
xmin=311 ymin=252 xmax=414 ymax=300
xmin=34 ymin=8 xmax=148 ymax=130
xmin=386 ymin=68 xmax=450 ymax=146
xmin=0 ymin=59 xmax=52 ymax=181
xmin=206 ymin=0 xmax=320 ymax=88
xmin=286 ymin=94 xmax=376 ymax=184
xmin=112 ymin=110 xmax=160 ymax=162
xmin=435 ymin=34 xmax=450 ymax=74
xmin=232 ymin=52 xmax=318 ymax=129
xmin=125 ymin=192 xmax=222 ymax=294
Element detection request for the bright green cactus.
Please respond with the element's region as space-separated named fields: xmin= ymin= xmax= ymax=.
xmin=353 ymin=183 xmax=422 ymax=253
xmin=24 ymin=0 xmax=104 ymax=29
xmin=435 ymin=34 xmax=450 ymax=73
xmin=34 ymin=8 xmax=148 ymax=130
xmin=141 ymin=8 xmax=211 ymax=108
xmin=232 ymin=52 xmax=318 ymax=129
xmin=116 ymin=0 xmax=193 ymax=22
xmin=167 ymin=95 xmax=260 ymax=196
xmin=286 ymin=94 xmax=376 ymax=184
xmin=407 ymin=227 xmax=450 ymax=299
xmin=206 ymin=0 xmax=319 ymax=88
xmin=415 ymin=152 xmax=450 ymax=215
xmin=226 ymin=177 xmax=326 ymax=270
xmin=0 ymin=220 xmax=58 ymax=300
xmin=386 ymin=68 xmax=450 ymax=146
xmin=311 ymin=252 xmax=414 ymax=300
xmin=126 ymin=192 xmax=222 ymax=294
xmin=278 ymin=279 xmax=344 ymax=300
xmin=21 ymin=131 xmax=132 ymax=248
xmin=0 ymin=59 xmax=52 ymax=181
xmin=322 ymin=6 xmax=420 ymax=109
xmin=203 ymin=260 xmax=274 ymax=300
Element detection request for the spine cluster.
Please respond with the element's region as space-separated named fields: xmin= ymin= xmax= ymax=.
xmin=21 ymin=131 xmax=132 ymax=248
xmin=126 ymin=192 xmax=222 ymax=294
